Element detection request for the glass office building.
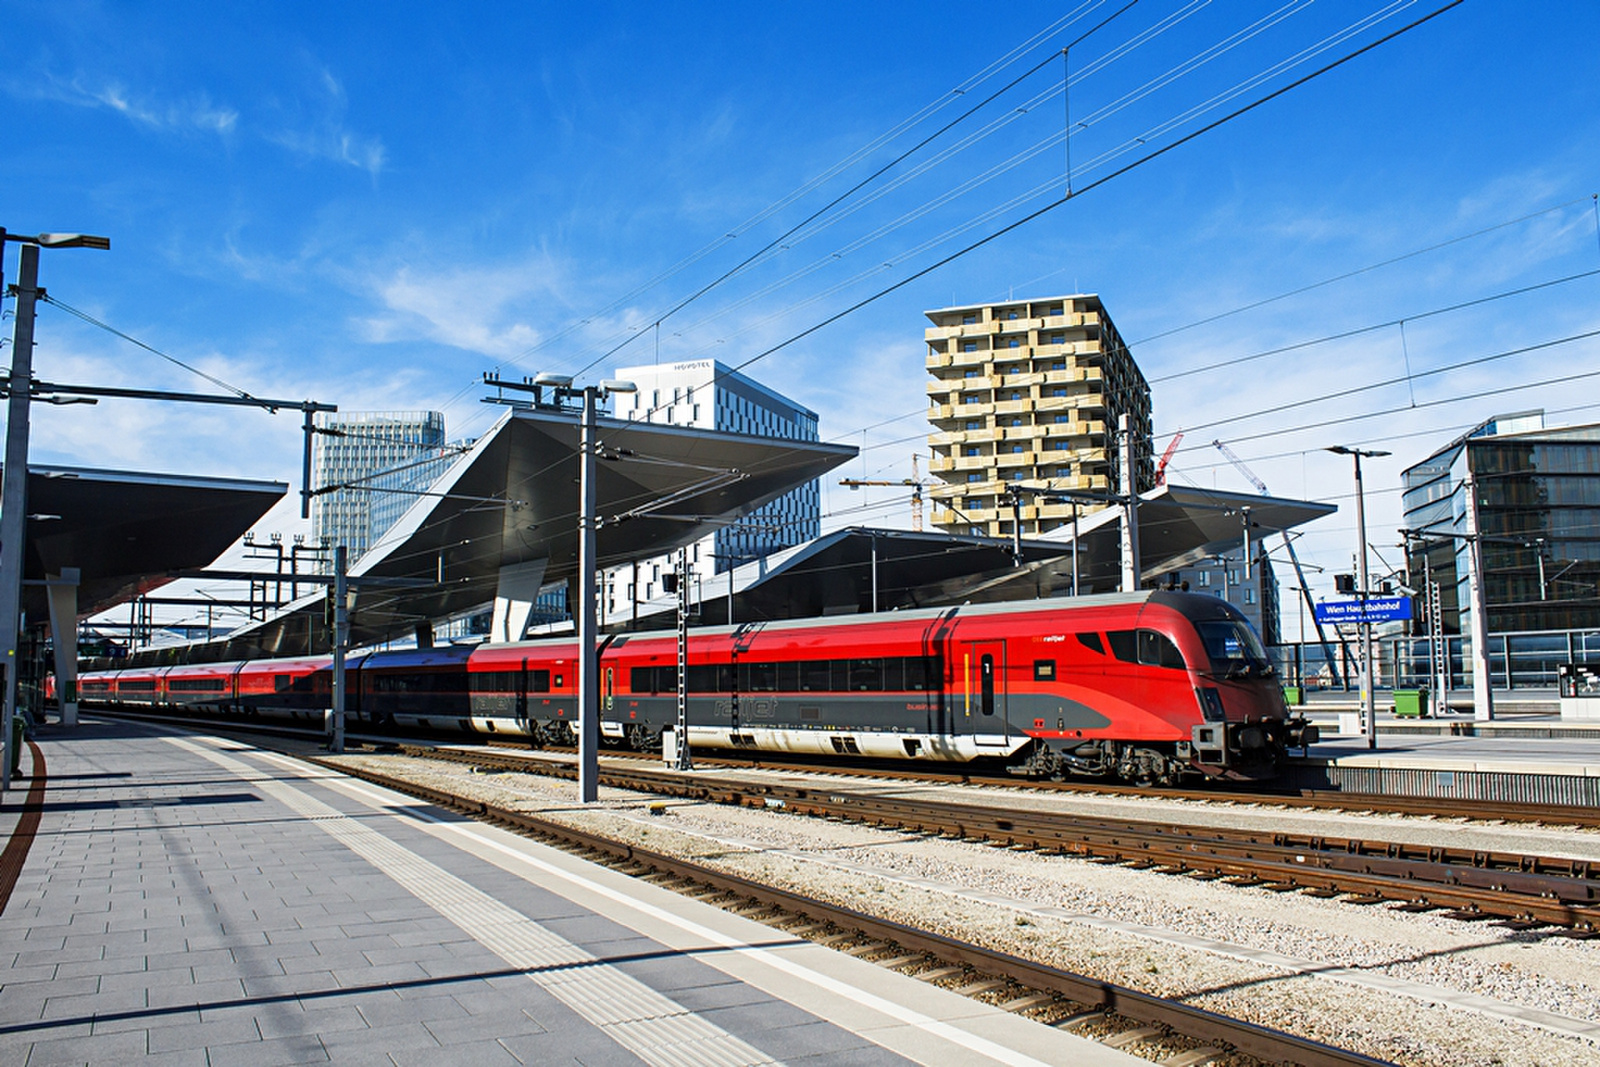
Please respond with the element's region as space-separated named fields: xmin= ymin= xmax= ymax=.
xmin=311 ymin=411 xmax=450 ymax=570
xmin=1401 ymin=412 xmax=1600 ymax=634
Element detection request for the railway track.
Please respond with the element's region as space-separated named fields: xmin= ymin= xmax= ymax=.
xmin=416 ymin=744 xmax=1600 ymax=932
xmin=93 ymin=708 xmax=1600 ymax=827
xmin=591 ymin=747 xmax=1600 ymax=829
xmin=313 ymin=751 xmax=1394 ymax=1067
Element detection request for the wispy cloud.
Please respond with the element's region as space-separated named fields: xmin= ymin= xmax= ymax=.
xmin=17 ymin=65 xmax=384 ymax=175
xmin=263 ymin=66 xmax=386 ymax=177
xmin=30 ymin=73 xmax=238 ymax=134
xmin=351 ymin=253 xmax=570 ymax=361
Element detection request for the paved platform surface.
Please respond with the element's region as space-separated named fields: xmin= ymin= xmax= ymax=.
xmin=0 ymin=719 xmax=1139 ymax=1066
xmin=1297 ymin=704 xmax=1600 ymax=778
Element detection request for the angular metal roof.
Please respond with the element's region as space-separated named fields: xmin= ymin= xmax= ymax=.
xmin=219 ymin=407 xmax=858 ymax=657
xmin=10 ymin=465 xmax=286 ymax=621
xmin=611 ymin=484 xmax=1336 ymax=628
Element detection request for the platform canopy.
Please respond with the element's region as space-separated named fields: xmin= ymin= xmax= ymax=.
xmin=613 ymin=484 xmax=1336 ymax=628
xmin=213 ymin=406 xmax=857 ymax=658
xmin=9 ymin=465 xmax=287 ymax=623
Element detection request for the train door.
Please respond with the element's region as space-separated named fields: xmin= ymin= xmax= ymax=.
xmin=515 ymin=658 xmax=530 ymax=727
xmin=963 ymin=640 xmax=1010 ymax=747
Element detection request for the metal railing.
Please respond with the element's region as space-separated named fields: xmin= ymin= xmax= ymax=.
xmin=1270 ymin=627 xmax=1600 ymax=693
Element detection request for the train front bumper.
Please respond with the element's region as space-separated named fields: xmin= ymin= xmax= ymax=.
xmin=1189 ymin=716 xmax=1318 ymax=778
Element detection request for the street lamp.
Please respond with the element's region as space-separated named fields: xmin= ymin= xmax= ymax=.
xmin=537 ymin=372 xmax=636 ymax=803
xmin=0 ymin=228 xmax=111 ymax=792
xmin=1326 ymin=445 xmax=1389 ymax=750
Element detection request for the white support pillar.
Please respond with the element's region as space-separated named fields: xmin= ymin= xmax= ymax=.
xmin=45 ymin=568 xmax=80 ymax=727
xmin=491 ymin=559 xmax=548 ymax=643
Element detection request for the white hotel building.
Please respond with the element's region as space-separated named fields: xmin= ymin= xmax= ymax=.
xmin=606 ymin=360 xmax=820 ymax=623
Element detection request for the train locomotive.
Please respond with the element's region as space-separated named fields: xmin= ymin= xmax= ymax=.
xmin=76 ymin=591 xmax=1316 ymax=785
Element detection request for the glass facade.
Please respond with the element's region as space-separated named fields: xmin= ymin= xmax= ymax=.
xmin=311 ymin=411 xmax=451 ymax=571
xmin=604 ymin=361 xmax=821 ymax=620
xmin=1401 ymin=414 xmax=1600 ymax=634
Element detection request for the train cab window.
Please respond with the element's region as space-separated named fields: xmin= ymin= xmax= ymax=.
xmin=1033 ymin=659 xmax=1056 ymax=682
xmin=1075 ymin=633 xmax=1104 ymax=654
xmin=1137 ymin=630 xmax=1187 ymax=670
xmin=1107 ymin=630 xmax=1138 ymax=663
xmin=630 ymin=667 xmax=657 ymax=694
xmin=849 ymin=659 xmax=884 ymax=691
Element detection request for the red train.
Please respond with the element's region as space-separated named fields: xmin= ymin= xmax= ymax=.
xmin=74 ymin=591 xmax=1316 ymax=784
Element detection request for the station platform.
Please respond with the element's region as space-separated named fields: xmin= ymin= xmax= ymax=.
xmin=1287 ymin=691 xmax=1600 ymax=804
xmin=0 ymin=718 xmax=1138 ymax=1066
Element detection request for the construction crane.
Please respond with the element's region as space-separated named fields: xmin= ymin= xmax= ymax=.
xmin=840 ymin=455 xmax=926 ymax=531
xmin=1154 ymin=431 xmax=1183 ymax=486
xmin=1212 ymin=440 xmax=1344 ymax=686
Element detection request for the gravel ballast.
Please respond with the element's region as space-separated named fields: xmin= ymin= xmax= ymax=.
xmin=326 ymin=753 xmax=1600 ymax=1067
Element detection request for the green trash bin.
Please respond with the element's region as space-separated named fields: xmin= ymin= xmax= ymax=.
xmin=1393 ymin=688 xmax=1427 ymax=718
xmin=9 ymin=714 xmax=23 ymax=777
xmin=1282 ymin=685 xmax=1304 ymax=706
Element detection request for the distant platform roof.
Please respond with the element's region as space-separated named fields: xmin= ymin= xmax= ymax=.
xmin=615 ymin=485 xmax=1336 ymax=628
xmin=218 ymin=406 xmax=857 ymax=657
xmin=10 ymin=465 xmax=286 ymax=621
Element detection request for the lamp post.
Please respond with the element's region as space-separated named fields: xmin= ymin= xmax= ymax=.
xmin=1327 ymin=445 xmax=1389 ymax=750
xmin=536 ymin=372 xmax=636 ymax=803
xmin=0 ymin=230 xmax=110 ymax=792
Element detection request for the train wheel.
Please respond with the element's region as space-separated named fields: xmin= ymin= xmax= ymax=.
xmin=1118 ymin=747 xmax=1172 ymax=787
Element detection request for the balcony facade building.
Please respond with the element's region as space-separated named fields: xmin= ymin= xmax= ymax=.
xmin=924 ymin=294 xmax=1152 ymax=539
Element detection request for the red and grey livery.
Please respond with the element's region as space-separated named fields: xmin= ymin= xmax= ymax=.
xmin=76 ymin=591 xmax=1315 ymax=785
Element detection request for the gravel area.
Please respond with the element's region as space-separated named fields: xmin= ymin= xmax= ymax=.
xmin=328 ymin=752 xmax=1600 ymax=1066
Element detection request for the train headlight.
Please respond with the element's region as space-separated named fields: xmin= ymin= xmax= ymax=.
xmin=1195 ymin=686 xmax=1226 ymax=723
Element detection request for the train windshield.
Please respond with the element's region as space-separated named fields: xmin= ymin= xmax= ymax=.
xmin=1195 ymin=620 xmax=1274 ymax=679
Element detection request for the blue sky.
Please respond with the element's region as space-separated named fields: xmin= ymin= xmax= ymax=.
xmin=4 ymin=1 xmax=1599 ymax=631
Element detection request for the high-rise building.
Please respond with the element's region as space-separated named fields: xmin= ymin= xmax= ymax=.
xmin=311 ymin=411 xmax=449 ymax=569
xmin=1401 ymin=411 xmax=1600 ymax=634
xmin=924 ymin=294 xmax=1152 ymax=539
xmin=607 ymin=360 xmax=820 ymax=619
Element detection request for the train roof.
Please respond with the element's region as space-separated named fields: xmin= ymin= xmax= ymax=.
xmin=474 ymin=590 xmax=1252 ymax=657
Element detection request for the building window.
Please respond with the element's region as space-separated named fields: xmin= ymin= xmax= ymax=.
xmin=964 ymin=369 xmax=980 ymax=378
xmin=964 ymin=446 xmax=981 ymax=456
xmin=1197 ymin=571 xmax=1211 ymax=587
xmin=967 ymin=473 xmax=982 ymax=483
xmin=962 ymin=314 xmax=977 ymax=325
xmin=1007 ymin=337 xmax=1021 ymax=347
xmin=962 ymin=340 xmax=978 ymax=352
xmin=1244 ymin=588 xmax=1256 ymax=605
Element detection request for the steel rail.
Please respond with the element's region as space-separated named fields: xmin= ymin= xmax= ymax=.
xmin=313 ymin=754 xmax=1394 ymax=1067
xmin=410 ymin=746 xmax=1600 ymax=931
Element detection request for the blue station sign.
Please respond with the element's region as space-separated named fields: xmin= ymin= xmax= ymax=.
xmin=1314 ymin=596 xmax=1413 ymax=625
